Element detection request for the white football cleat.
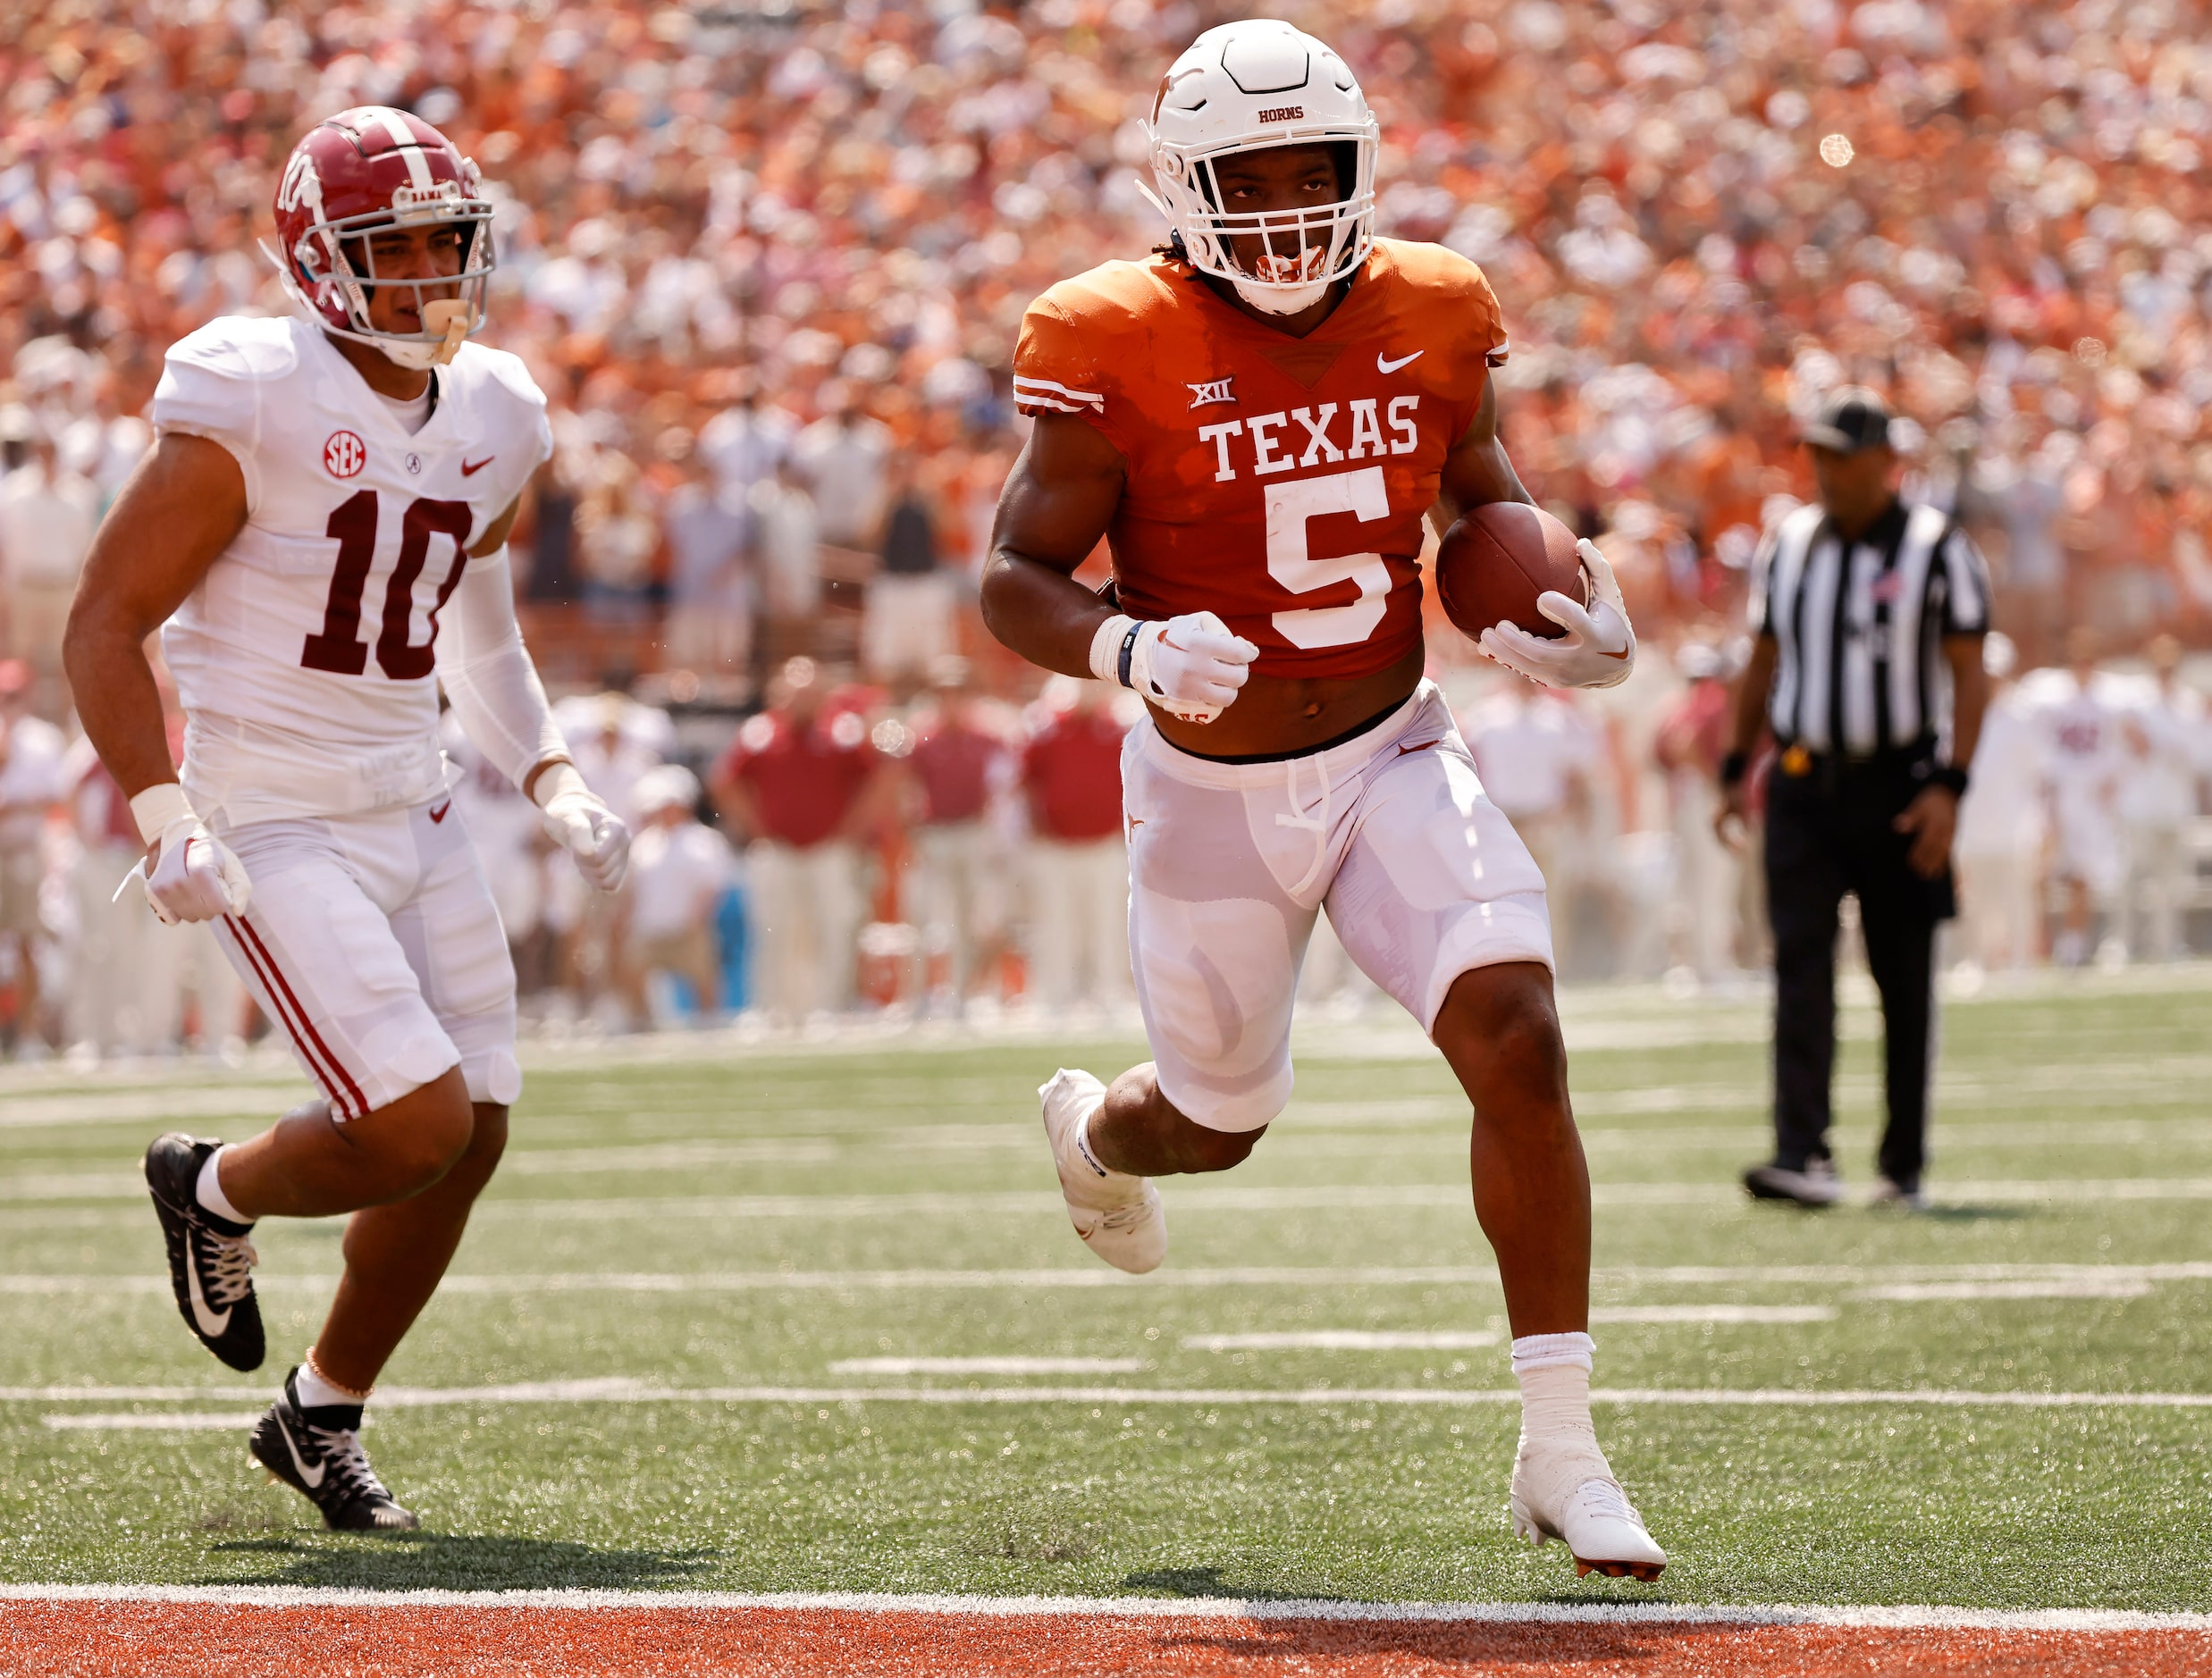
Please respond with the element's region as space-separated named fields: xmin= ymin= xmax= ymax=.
xmin=1509 ymin=1437 xmax=1668 ymax=1582
xmin=1039 ymin=1068 xmax=1166 ymax=1274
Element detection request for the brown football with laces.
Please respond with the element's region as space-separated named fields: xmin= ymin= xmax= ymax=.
xmin=1434 ymin=502 xmax=1587 ymax=642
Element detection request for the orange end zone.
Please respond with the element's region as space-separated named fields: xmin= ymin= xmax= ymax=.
xmin=4 ymin=1603 xmax=2207 ymax=1678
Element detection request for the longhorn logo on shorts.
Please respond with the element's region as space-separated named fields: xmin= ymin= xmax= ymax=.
xmin=323 ymin=431 xmax=366 ymax=479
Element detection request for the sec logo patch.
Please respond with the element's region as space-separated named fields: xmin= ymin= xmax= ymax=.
xmin=324 ymin=431 xmax=366 ymax=478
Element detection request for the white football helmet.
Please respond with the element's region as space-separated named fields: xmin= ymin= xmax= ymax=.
xmin=1142 ymin=20 xmax=1379 ymax=315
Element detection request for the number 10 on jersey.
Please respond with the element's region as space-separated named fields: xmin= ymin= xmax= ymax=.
xmin=301 ymin=491 xmax=475 ymax=679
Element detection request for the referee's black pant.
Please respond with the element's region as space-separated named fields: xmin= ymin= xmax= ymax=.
xmin=1763 ymin=747 xmax=1956 ymax=1190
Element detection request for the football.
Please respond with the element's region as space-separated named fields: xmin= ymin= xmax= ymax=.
xmin=1434 ymin=502 xmax=1587 ymax=641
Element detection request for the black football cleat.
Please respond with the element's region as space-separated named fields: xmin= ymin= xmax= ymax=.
xmin=143 ymin=1132 xmax=264 ymax=1371
xmin=250 ymin=1367 xmax=420 ymax=1532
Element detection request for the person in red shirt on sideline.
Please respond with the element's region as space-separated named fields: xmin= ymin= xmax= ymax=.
xmin=1653 ymin=642 xmax=1742 ymax=982
xmin=1021 ymin=677 xmax=1134 ymax=1011
xmin=711 ymin=657 xmax=890 ymax=1021
xmin=904 ymin=658 xmax=1011 ymax=1011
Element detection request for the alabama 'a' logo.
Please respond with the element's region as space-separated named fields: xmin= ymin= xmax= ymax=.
xmin=1187 ymin=377 xmax=1236 ymax=408
xmin=324 ymin=431 xmax=366 ymax=478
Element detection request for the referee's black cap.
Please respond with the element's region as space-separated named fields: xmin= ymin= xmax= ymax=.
xmin=1802 ymin=387 xmax=1893 ymax=454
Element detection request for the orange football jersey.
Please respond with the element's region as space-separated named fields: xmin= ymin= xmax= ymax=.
xmin=1013 ymin=238 xmax=1509 ymax=679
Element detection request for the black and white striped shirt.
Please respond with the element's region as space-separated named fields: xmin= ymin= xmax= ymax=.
xmin=1748 ymin=499 xmax=1992 ymax=756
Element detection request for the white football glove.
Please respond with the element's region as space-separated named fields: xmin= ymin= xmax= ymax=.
xmin=1478 ymin=539 xmax=1637 ymax=690
xmin=122 ymin=786 xmax=251 ymax=926
xmin=533 ymin=761 xmax=631 ymax=893
xmin=1089 ymin=610 xmax=1260 ymax=724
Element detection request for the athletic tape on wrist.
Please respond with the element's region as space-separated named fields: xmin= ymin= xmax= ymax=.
xmin=129 ymin=783 xmax=194 ymax=847
xmin=1088 ymin=615 xmax=1140 ymax=689
xmin=530 ymin=759 xmax=588 ymax=811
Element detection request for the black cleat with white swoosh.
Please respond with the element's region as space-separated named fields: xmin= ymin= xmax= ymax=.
xmin=143 ymin=1132 xmax=264 ymax=1371
xmin=250 ymin=1367 xmax=419 ymax=1531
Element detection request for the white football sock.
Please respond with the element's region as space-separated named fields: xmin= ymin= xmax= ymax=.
xmin=298 ymin=1350 xmax=371 ymax=1409
xmin=1511 ymin=1331 xmax=1606 ymax=1467
xmin=195 ymin=1145 xmax=251 ymax=1226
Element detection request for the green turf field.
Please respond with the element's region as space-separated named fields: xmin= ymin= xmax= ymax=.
xmin=3 ymin=970 xmax=2208 ymax=1608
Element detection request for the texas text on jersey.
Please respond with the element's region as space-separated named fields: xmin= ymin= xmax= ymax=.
xmin=152 ymin=313 xmax=551 ymax=826
xmin=1012 ymin=237 xmax=1508 ymax=679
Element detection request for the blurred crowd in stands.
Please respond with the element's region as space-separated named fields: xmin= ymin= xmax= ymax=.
xmin=2 ymin=0 xmax=2212 ymax=1054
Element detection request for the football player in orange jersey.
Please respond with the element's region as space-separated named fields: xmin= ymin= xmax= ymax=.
xmin=980 ymin=21 xmax=1662 ymax=1580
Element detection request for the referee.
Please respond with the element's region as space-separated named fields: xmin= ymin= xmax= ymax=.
xmin=1718 ymin=389 xmax=1991 ymax=1210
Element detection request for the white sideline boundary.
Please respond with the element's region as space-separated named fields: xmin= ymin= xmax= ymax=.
xmin=0 ymin=1582 xmax=2206 ymax=1632
xmin=11 ymin=1381 xmax=2212 ymax=1410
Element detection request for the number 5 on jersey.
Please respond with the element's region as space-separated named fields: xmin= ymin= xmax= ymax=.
xmin=301 ymin=491 xmax=475 ymax=678
xmin=1266 ymin=466 xmax=1391 ymax=650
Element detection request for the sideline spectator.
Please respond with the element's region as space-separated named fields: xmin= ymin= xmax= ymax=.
xmin=2031 ymin=629 xmax=2127 ymax=968
xmin=697 ymin=372 xmax=795 ymax=506
xmin=550 ymin=691 xmax=669 ymax=1019
xmin=792 ymin=383 xmax=892 ymax=554
xmin=904 ymin=659 xmax=1009 ymax=1011
xmin=1020 ymin=679 xmax=1131 ymax=1013
xmin=1464 ymin=684 xmax=1604 ymax=976
xmin=750 ymin=458 xmax=823 ymax=662
xmin=862 ymin=457 xmax=955 ymax=687
xmin=618 ymin=766 xmax=734 ymax=1027
xmin=2113 ymin=635 xmax=2208 ymax=964
xmin=1955 ymin=633 xmax=2049 ymax=973
xmin=0 ymin=661 xmax=65 ymax=1048
xmin=660 ymin=430 xmax=752 ymax=679
xmin=1653 ymin=642 xmax=1738 ymax=981
xmin=712 ymin=659 xmax=887 ymax=1021
xmin=0 ymin=417 xmax=98 ymax=678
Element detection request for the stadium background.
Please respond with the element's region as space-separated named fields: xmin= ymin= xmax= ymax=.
xmin=2 ymin=0 xmax=2210 ymax=1035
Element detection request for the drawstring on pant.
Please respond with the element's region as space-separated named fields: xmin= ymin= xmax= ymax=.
xmin=1274 ymin=750 xmax=1334 ymax=902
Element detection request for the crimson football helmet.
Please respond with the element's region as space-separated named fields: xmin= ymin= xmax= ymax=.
xmin=268 ymin=106 xmax=495 ymax=369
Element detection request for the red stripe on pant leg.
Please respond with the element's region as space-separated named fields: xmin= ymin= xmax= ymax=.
xmin=234 ymin=914 xmax=370 ymax=1120
xmin=222 ymin=915 xmax=358 ymax=1121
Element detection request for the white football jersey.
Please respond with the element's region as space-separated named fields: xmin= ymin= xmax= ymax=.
xmin=152 ymin=315 xmax=551 ymax=826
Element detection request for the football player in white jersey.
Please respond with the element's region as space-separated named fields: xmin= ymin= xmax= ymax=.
xmin=63 ymin=108 xmax=628 ymax=1531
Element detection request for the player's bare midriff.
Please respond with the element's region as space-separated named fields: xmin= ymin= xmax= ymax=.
xmin=1147 ymin=641 xmax=1426 ymax=759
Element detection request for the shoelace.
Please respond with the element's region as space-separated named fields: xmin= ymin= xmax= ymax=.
xmin=309 ymin=1425 xmax=396 ymax=1506
xmin=1097 ymin=1198 xmax=1155 ymax=1232
xmin=198 ymin=1230 xmax=259 ymax=1307
xmin=1574 ymin=1478 xmax=1644 ymax=1528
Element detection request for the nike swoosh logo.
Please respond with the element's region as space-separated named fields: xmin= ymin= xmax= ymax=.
xmin=184 ymin=1245 xmax=231 ymax=1338
xmin=429 ymin=801 xmax=451 ymax=824
xmin=1377 ymin=350 xmax=1425 ymax=373
xmin=460 ymin=457 xmax=494 ymax=476
xmin=1599 ymin=644 xmax=1632 ymax=660
xmin=1395 ymin=738 xmax=1441 ymax=755
xmin=277 ymin=1411 xmax=325 ymax=1489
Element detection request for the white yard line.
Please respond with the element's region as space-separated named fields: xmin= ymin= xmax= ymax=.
xmin=4 ymin=1261 xmax=2209 ymax=1296
xmin=1859 ymin=1279 xmax=2155 ymax=1301
xmin=1589 ymin=1305 xmax=1837 ymax=1323
xmin=11 ymin=1381 xmax=2212 ymax=1411
xmin=1185 ymin=1331 xmax=1501 ymax=1351
xmin=41 ymin=1412 xmax=268 ymax=1430
xmin=825 ymin=1357 xmax=1147 ymax=1375
xmin=0 ymin=1582 xmax=2205 ymax=1632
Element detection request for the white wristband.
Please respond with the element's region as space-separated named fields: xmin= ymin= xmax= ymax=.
xmin=530 ymin=759 xmax=588 ymax=810
xmin=1088 ymin=615 xmax=1140 ymax=688
xmin=130 ymin=783 xmax=194 ymax=846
